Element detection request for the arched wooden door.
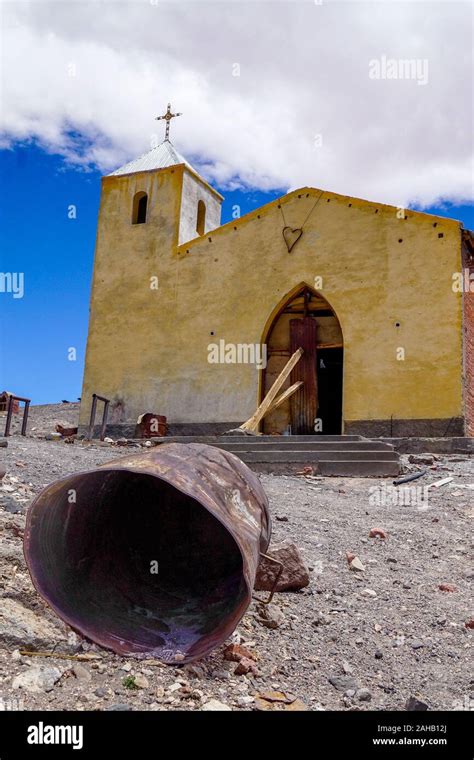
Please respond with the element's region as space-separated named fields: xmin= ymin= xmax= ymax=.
xmin=261 ymin=284 xmax=343 ymax=435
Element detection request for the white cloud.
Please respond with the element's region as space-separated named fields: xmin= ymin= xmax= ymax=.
xmin=1 ymin=0 xmax=472 ymax=207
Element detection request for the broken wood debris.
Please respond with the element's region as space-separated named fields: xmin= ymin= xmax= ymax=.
xmin=428 ymin=476 xmax=454 ymax=489
xmin=238 ymin=347 xmax=304 ymax=433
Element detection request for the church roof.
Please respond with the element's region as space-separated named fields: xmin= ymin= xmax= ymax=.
xmin=107 ymin=139 xmax=196 ymax=177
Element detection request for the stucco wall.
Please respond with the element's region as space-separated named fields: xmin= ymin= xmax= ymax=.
xmin=179 ymin=170 xmax=222 ymax=245
xmin=80 ymin=179 xmax=464 ymax=433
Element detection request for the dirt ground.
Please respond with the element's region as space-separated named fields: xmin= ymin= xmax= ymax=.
xmin=0 ymin=404 xmax=472 ymax=712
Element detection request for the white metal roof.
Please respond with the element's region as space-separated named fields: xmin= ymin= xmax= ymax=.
xmin=107 ymin=139 xmax=196 ymax=176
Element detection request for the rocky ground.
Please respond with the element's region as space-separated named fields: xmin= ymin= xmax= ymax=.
xmin=0 ymin=404 xmax=472 ymax=712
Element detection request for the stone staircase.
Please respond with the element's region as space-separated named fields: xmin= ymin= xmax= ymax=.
xmin=151 ymin=435 xmax=401 ymax=477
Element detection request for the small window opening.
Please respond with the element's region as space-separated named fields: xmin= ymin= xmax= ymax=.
xmin=196 ymin=200 xmax=206 ymax=236
xmin=132 ymin=192 xmax=148 ymax=225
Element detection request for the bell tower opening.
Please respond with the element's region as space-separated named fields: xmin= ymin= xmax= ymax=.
xmin=132 ymin=191 xmax=148 ymax=225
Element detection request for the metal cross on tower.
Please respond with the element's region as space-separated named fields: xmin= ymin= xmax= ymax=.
xmin=155 ymin=103 xmax=182 ymax=141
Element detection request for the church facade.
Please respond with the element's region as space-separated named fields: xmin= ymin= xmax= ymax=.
xmin=79 ymin=136 xmax=474 ymax=438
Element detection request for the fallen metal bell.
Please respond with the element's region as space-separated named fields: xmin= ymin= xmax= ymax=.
xmin=24 ymin=443 xmax=271 ymax=663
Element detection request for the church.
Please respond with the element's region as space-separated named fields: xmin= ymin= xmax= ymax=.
xmin=79 ymin=106 xmax=474 ymax=439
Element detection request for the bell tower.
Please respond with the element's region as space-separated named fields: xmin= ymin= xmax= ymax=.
xmin=79 ymin=105 xmax=223 ymax=433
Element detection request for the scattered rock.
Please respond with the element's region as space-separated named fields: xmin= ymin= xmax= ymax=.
xmin=12 ymin=665 xmax=63 ymax=693
xmin=438 ymin=584 xmax=456 ymax=592
xmin=106 ymin=704 xmax=133 ymax=711
xmin=255 ymin=690 xmax=307 ymax=711
xmin=133 ymin=674 xmax=149 ymax=689
xmin=362 ymin=588 xmax=377 ymax=597
xmin=406 ymin=696 xmax=429 ymax=711
xmin=375 ymin=650 xmax=383 ymax=659
xmin=275 ymin=515 xmax=289 ymax=522
xmin=223 ymin=644 xmax=257 ymax=662
xmin=328 ymin=675 xmax=359 ymax=692
xmin=55 ymin=424 xmax=78 ymax=437
xmin=237 ymin=695 xmax=254 ymax=707
xmin=255 ymin=602 xmax=286 ymax=629
xmin=356 ymin=688 xmax=372 ymax=702
xmin=44 ymin=432 xmax=62 ymax=441
xmin=94 ymin=687 xmax=108 ymax=698
xmin=349 ymin=557 xmax=365 ymax=572
xmin=201 ymin=699 xmax=232 ymax=711
xmin=465 ymin=619 xmax=474 ymax=629
xmin=0 ymin=598 xmax=69 ymax=650
xmin=0 ymin=495 xmax=24 ymax=514
xmin=296 ymin=466 xmax=315 ymax=476
xmin=254 ymin=541 xmax=310 ymax=591
xmin=72 ymin=664 xmax=92 ymax=681
xmin=234 ymin=657 xmax=258 ymax=676
xmin=408 ymin=454 xmax=435 ymax=465
xmin=312 ymin=612 xmax=331 ymax=627
xmin=183 ymin=663 xmax=207 ymax=679
xmin=369 ymin=528 xmax=386 ymax=539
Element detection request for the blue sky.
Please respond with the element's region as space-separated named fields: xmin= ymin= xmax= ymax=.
xmin=1 ymin=143 xmax=473 ymax=405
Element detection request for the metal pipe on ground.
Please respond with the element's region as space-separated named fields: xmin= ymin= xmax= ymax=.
xmin=24 ymin=443 xmax=271 ymax=664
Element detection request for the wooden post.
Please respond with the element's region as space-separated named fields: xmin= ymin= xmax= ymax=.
xmin=266 ymin=381 xmax=303 ymax=414
xmin=240 ymin=348 xmax=304 ymax=432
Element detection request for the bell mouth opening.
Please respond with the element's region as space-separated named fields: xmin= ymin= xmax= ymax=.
xmin=25 ymin=469 xmax=247 ymax=662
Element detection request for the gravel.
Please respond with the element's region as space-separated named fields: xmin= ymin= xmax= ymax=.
xmin=0 ymin=404 xmax=472 ymax=711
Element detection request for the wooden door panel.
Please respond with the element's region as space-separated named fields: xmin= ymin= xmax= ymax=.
xmin=290 ymin=317 xmax=317 ymax=434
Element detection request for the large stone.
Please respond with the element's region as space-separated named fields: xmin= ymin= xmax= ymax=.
xmin=0 ymin=598 xmax=67 ymax=650
xmin=254 ymin=542 xmax=310 ymax=592
xmin=12 ymin=665 xmax=63 ymax=693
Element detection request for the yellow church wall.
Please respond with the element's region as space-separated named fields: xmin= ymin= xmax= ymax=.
xmin=80 ymin=178 xmax=463 ymax=433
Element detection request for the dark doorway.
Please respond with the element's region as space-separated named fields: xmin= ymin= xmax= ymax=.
xmin=316 ymin=348 xmax=343 ymax=434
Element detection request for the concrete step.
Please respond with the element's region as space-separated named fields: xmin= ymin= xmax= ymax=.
xmin=147 ymin=434 xmax=401 ymax=477
xmin=152 ymin=434 xmax=364 ymax=444
xmin=249 ymin=460 xmax=400 ymax=477
xmin=151 ymin=436 xmax=394 ymax=451
xmin=319 ymin=460 xmax=400 ymax=477
xmin=204 ymin=441 xmax=395 ymax=452
xmin=226 ymin=449 xmax=399 ymax=462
